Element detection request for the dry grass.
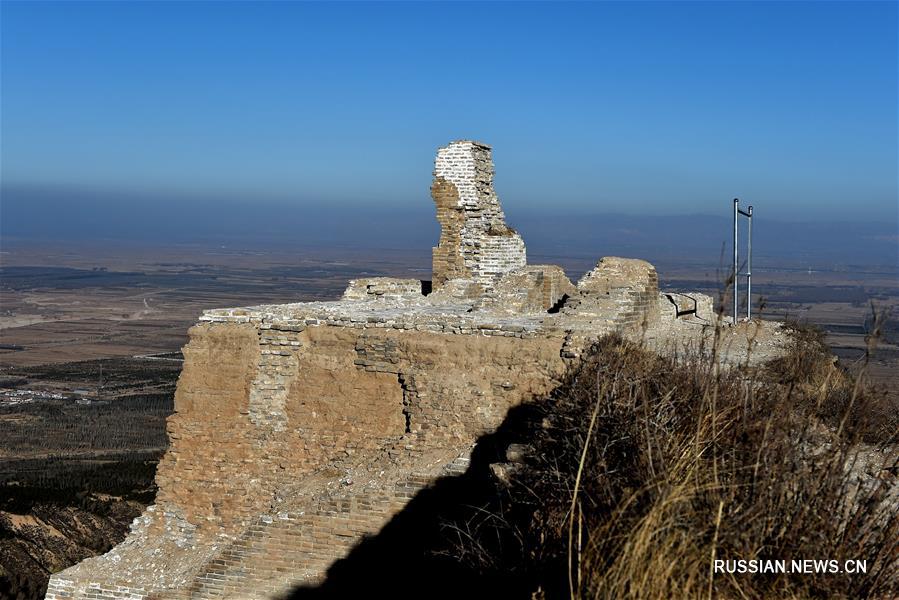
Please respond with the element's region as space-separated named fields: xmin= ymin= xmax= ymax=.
xmin=765 ymin=319 xmax=898 ymax=445
xmin=467 ymin=325 xmax=898 ymax=599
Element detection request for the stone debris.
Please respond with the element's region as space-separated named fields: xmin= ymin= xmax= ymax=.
xmin=341 ymin=277 xmax=424 ymax=301
xmin=47 ymin=140 xmax=787 ymax=600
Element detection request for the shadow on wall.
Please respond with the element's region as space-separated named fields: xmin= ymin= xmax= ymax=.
xmin=286 ymin=402 xmax=557 ymax=600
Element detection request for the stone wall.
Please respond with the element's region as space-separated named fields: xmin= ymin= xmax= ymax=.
xmin=47 ymin=318 xmax=567 ymax=600
xmin=46 ymin=140 xmax=774 ymax=600
xmin=661 ymin=291 xmax=715 ymax=322
xmin=479 ymin=265 xmax=577 ymax=314
xmin=342 ymin=278 xmax=424 ymax=301
xmin=563 ymin=257 xmax=660 ymax=328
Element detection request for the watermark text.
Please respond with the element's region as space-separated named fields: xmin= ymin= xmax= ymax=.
xmin=713 ymin=559 xmax=867 ymax=575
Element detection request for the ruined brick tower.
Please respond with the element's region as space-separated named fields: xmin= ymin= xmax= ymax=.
xmin=431 ymin=141 xmax=527 ymax=290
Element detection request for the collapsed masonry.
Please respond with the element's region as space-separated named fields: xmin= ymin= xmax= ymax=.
xmin=48 ymin=141 xmax=779 ymax=599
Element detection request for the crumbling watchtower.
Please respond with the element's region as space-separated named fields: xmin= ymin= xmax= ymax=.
xmin=431 ymin=141 xmax=527 ymax=290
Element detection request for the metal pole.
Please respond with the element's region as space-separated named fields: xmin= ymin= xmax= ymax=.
xmin=747 ymin=205 xmax=753 ymax=321
xmin=733 ymin=198 xmax=739 ymax=323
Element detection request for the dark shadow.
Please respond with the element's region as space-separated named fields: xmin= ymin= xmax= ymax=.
xmin=286 ymin=401 xmax=553 ymax=600
xmin=547 ymin=293 xmax=569 ymax=314
xmin=420 ymin=280 xmax=433 ymax=296
xmin=664 ymin=292 xmax=697 ymax=318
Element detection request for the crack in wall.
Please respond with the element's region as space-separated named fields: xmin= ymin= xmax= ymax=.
xmin=398 ymin=373 xmax=413 ymax=434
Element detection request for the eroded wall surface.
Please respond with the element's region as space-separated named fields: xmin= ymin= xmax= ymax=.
xmin=46 ymin=140 xmax=763 ymax=600
xmin=46 ymin=316 xmax=571 ymax=599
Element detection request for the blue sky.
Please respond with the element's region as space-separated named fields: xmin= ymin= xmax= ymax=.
xmin=1 ymin=1 xmax=897 ymax=223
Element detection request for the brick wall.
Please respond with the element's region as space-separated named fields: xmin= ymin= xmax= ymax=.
xmin=431 ymin=141 xmax=526 ymax=290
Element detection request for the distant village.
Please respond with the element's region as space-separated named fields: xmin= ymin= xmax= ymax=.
xmin=0 ymin=388 xmax=106 ymax=406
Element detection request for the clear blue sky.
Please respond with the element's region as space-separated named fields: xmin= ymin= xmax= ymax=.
xmin=2 ymin=1 xmax=896 ymax=222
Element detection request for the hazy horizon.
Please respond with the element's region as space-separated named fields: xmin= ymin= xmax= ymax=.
xmin=3 ymin=181 xmax=896 ymax=272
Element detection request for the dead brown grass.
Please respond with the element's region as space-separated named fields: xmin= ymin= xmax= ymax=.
xmin=765 ymin=319 xmax=898 ymax=445
xmin=491 ymin=327 xmax=898 ymax=599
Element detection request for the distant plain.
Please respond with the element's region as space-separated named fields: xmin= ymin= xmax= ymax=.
xmin=2 ymin=237 xmax=896 ymax=385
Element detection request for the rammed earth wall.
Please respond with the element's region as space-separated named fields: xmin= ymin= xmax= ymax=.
xmin=47 ymin=140 xmax=748 ymax=599
xmin=47 ymin=319 xmax=568 ymax=599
